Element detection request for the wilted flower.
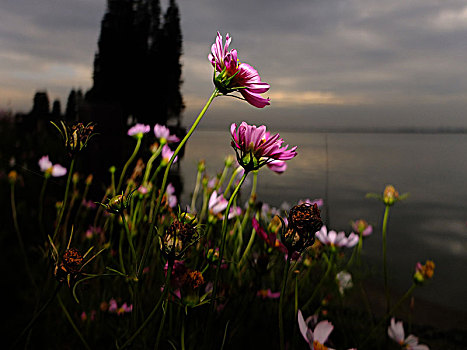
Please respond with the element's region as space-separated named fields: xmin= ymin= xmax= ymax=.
xmin=388 ymin=318 xmax=429 ymax=350
xmin=127 ymin=123 xmax=150 ymax=138
xmin=298 ymin=310 xmax=335 ymax=350
xmin=51 ymin=121 xmax=96 ymax=156
xmin=38 ymin=155 xmax=67 ymax=177
xmin=413 ymin=260 xmax=435 ymax=285
xmin=209 ymin=32 xmax=270 ymax=108
xmin=279 ymin=203 xmax=323 ymax=254
xmin=252 ymin=217 xmax=288 ymax=254
xmin=230 ymin=122 xmax=297 ymax=173
xmin=154 ymin=124 xmax=179 ymax=144
xmin=316 ymin=226 xmax=359 ymax=249
xmin=351 ymin=219 xmax=373 ymax=237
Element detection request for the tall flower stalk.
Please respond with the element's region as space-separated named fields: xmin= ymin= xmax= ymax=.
xmin=154 ymin=88 xmax=219 ymax=218
xmin=210 ymin=171 xmax=249 ymax=310
xmin=53 ymin=157 xmax=75 ymax=241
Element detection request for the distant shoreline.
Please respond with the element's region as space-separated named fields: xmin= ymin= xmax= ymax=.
xmin=195 ymin=125 xmax=467 ymax=134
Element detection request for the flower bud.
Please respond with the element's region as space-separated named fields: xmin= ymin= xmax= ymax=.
xmin=8 ymin=170 xmax=18 ymax=184
xmin=85 ymin=174 xmax=93 ymax=185
xmin=383 ymin=185 xmax=399 ymax=206
xmin=413 ymin=260 xmax=435 ymax=285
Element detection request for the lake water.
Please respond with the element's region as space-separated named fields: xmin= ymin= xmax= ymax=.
xmin=178 ymin=129 xmax=467 ymax=313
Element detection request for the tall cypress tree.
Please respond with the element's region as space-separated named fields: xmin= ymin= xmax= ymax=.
xmin=160 ymin=0 xmax=184 ymax=125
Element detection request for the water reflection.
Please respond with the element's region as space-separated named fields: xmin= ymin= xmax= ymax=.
xmin=180 ymin=129 xmax=467 ymax=312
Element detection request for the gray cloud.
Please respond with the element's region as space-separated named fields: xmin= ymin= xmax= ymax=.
xmin=1 ymin=0 xmax=466 ymax=128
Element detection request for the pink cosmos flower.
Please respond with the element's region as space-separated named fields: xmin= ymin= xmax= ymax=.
xmin=351 ymin=219 xmax=373 ymax=237
xmin=162 ymin=144 xmax=178 ymax=164
xmin=257 ymin=289 xmax=281 ymax=299
xmin=298 ymin=310 xmax=335 ymax=350
xmin=38 ymin=155 xmax=67 ymax=177
xmin=127 ymin=123 xmax=150 ymax=137
xmin=208 ymin=191 xmax=228 ymax=215
xmin=388 ymin=318 xmax=429 ymax=350
xmin=316 ymin=226 xmax=359 ymax=248
xmin=230 ymin=122 xmax=297 ymax=173
xmin=299 ymin=198 xmax=324 ymax=208
xmin=166 ymin=183 xmax=177 ymax=208
xmin=209 ymin=32 xmax=270 ymax=108
xmin=154 ymin=124 xmax=179 ymax=143
xmin=252 ymin=217 xmax=287 ymax=254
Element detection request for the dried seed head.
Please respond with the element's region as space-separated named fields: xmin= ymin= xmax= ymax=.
xmin=281 ymin=203 xmax=323 ymax=254
xmin=288 ymin=203 xmax=323 ymax=234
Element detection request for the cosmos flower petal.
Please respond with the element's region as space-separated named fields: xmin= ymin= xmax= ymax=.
xmin=313 ymin=320 xmax=334 ymax=344
xmin=298 ymin=310 xmax=311 ymax=344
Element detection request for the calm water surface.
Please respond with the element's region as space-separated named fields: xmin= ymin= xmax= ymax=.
xmin=179 ymin=130 xmax=467 ymax=312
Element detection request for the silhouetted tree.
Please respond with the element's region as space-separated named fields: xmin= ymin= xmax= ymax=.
xmin=160 ymin=0 xmax=184 ymax=125
xmin=31 ymin=91 xmax=50 ymax=117
xmin=51 ymin=99 xmax=62 ymax=119
xmin=65 ymin=89 xmax=84 ymax=122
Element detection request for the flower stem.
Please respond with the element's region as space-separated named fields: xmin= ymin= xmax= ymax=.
xmin=154 ymin=89 xmax=218 ymax=218
xmin=382 ymin=204 xmax=391 ymax=313
xmin=120 ymin=261 xmax=173 ymax=349
xmin=10 ymin=181 xmax=37 ymax=289
xmin=53 ymin=157 xmax=75 ymax=241
xmin=121 ymin=212 xmax=137 ymax=274
xmin=302 ymin=252 xmax=334 ymax=312
xmin=142 ymin=145 xmax=163 ymax=184
xmin=279 ymin=255 xmax=292 ymax=350
xmin=58 ymin=295 xmax=91 ymax=350
xmin=116 ymin=137 xmax=142 ymax=194
xmin=38 ymin=176 xmax=49 ymax=239
xmin=236 ymin=171 xmax=258 ymax=258
xmin=11 ymin=283 xmax=62 ymax=348
xmin=362 ymin=283 xmax=416 ymax=347
xmin=210 ymin=172 xmax=249 ymax=313
xmin=190 ymin=165 xmax=204 ymax=211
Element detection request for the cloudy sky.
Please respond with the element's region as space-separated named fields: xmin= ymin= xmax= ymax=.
xmin=1 ymin=0 xmax=467 ymax=129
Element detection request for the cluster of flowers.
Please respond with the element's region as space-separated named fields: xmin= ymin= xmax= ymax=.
xmin=8 ymin=32 xmax=438 ymax=350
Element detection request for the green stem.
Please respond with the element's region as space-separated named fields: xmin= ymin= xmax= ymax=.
xmin=362 ymin=283 xmax=417 ymax=347
xmin=142 ymin=145 xmax=163 ymax=184
xmin=117 ymin=137 xmax=142 ymax=194
xmin=120 ymin=262 xmax=173 ymax=349
xmin=237 ymin=171 xmax=258 ymax=258
xmin=224 ymin=166 xmax=243 ymax=197
xmin=154 ymin=299 xmax=168 ymax=350
xmin=382 ymin=205 xmax=391 ymax=313
xmin=121 ymin=212 xmax=137 ymax=274
xmin=237 ymin=209 xmax=260 ymax=269
xmin=53 ymin=157 xmax=75 ymax=241
xmin=10 ymin=182 xmax=36 ymax=289
xmin=302 ymin=252 xmax=334 ymax=312
xmin=38 ymin=176 xmax=49 ymax=239
xmin=58 ymin=295 xmax=91 ymax=350
xmin=279 ymin=255 xmax=292 ymax=350
xmin=190 ymin=166 xmax=204 ymax=211
xmin=154 ymin=89 xmax=218 ymax=218
xmin=11 ymin=283 xmax=62 ymax=349
xmin=181 ymin=314 xmax=186 ymax=350
xmin=210 ymin=172 xmax=249 ymax=312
